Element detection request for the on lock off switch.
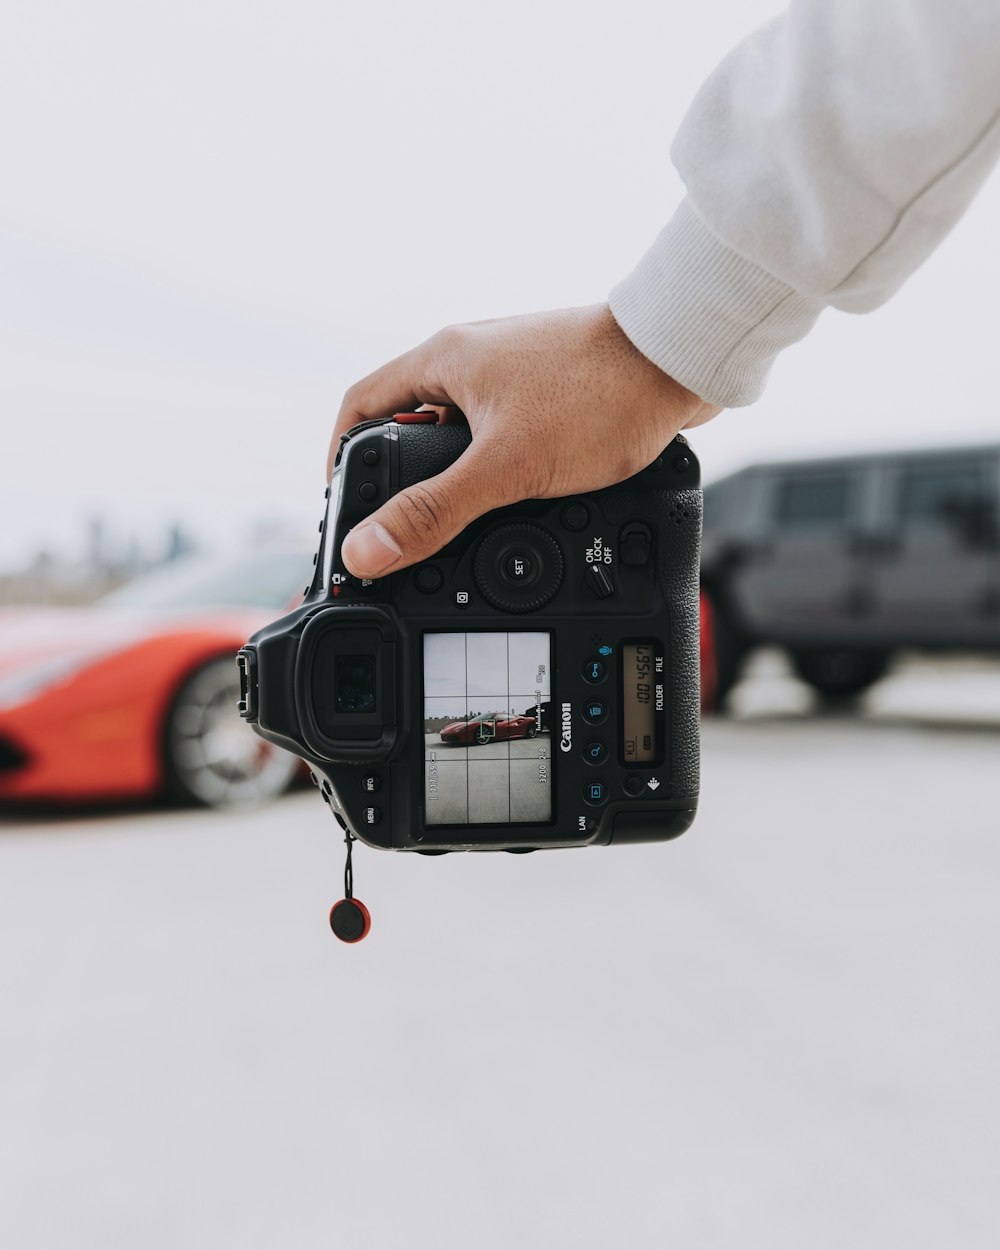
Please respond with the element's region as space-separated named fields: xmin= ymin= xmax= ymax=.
xmin=585 ymin=563 xmax=615 ymax=598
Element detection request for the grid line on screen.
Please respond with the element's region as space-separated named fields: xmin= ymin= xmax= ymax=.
xmin=506 ymin=631 xmax=511 ymax=822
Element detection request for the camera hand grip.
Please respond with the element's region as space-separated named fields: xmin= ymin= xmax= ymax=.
xmin=397 ymin=422 xmax=473 ymax=489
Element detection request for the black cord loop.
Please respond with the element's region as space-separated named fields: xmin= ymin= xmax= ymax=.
xmin=344 ymin=830 xmax=355 ymax=900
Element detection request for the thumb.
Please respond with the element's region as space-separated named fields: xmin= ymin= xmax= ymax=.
xmin=341 ymin=446 xmax=503 ymax=578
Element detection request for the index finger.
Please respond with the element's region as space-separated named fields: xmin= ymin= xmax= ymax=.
xmin=327 ymin=346 xmax=457 ymax=478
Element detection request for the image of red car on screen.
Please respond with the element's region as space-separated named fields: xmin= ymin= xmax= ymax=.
xmin=439 ymin=715 xmax=538 ymax=747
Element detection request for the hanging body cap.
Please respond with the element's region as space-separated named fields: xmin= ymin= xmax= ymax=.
xmin=329 ymin=898 xmax=371 ymax=943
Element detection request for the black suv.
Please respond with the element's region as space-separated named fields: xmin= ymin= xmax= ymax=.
xmin=701 ymin=445 xmax=1000 ymax=708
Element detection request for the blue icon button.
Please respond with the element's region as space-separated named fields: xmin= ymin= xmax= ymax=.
xmin=598 ymin=644 xmax=612 ymax=656
xmin=583 ymin=780 xmax=608 ymax=805
xmin=584 ymin=740 xmax=607 ymax=765
xmin=583 ymin=657 xmax=606 ymax=683
xmin=583 ymin=701 xmax=607 ymax=724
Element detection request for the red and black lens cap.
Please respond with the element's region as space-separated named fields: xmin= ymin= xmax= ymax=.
xmin=329 ymin=898 xmax=371 ymax=943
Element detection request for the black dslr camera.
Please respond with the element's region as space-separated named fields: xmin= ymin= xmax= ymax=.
xmin=237 ymin=414 xmax=701 ymax=933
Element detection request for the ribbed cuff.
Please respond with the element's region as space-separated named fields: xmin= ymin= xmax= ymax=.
xmin=609 ymin=198 xmax=826 ymax=408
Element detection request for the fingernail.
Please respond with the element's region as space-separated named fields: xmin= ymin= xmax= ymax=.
xmin=342 ymin=522 xmax=402 ymax=576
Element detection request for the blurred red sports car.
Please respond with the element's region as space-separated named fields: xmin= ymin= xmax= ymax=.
xmin=439 ymin=715 xmax=538 ymax=746
xmin=699 ymin=589 xmax=718 ymax=714
xmin=0 ymin=550 xmax=310 ymax=807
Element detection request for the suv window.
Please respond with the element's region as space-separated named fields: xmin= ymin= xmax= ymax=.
xmin=775 ymin=472 xmax=851 ymax=527
xmin=898 ymin=462 xmax=992 ymax=522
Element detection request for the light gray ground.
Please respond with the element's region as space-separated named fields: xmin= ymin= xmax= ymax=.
xmin=425 ymin=732 xmax=552 ymax=824
xmin=1 ymin=655 xmax=999 ymax=1250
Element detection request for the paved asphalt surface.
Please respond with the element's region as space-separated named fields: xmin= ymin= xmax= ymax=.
xmin=424 ymin=732 xmax=552 ymax=824
xmin=1 ymin=656 xmax=998 ymax=1249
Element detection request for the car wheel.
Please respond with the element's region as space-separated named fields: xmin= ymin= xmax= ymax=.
xmin=791 ymin=647 xmax=890 ymax=704
xmin=164 ymin=656 xmax=300 ymax=807
xmin=475 ymin=727 xmax=492 ymax=745
xmin=526 ymin=726 xmax=537 ymax=738
xmin=700 ymin=590 xmax=749 ymax=714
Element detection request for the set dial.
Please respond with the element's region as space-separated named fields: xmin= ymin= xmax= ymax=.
xmin=472 ymin=523 xmax=565 ymax=613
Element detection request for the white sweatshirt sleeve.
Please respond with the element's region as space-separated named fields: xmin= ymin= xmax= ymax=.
xmin=609 ymin=0 xmax=1000 ymax=408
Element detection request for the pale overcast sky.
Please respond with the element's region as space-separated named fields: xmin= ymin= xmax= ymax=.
xmin=2 ymin=0 xmax=998 ymax=571
xmin=424 ymin=632 xmax=550 ymax=703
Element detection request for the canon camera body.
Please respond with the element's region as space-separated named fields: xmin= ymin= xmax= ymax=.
xmin=237 ymin=415 xmax=702 ymax=853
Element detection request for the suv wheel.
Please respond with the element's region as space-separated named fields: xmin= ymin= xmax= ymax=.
xmin=791 ymin=647 xmax=890 ymax=704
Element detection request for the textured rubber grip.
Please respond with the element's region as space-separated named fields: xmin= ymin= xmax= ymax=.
xmin=397 ymin=422 xmax=473 ymax=489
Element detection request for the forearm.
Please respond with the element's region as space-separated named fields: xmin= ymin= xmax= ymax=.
xmin=611 ymin=0 xmax=1000 ymax=407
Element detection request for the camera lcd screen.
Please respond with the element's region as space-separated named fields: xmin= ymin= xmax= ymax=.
xmin=334 ymin=655 xmax=376 ymax=714
xmin=423 ymin=631 xmax=552 ymax=825
xmin=622 ymin=642 xmax=657 ymax=764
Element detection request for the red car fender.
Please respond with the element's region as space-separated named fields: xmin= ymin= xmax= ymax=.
xmin=0 ymin=629 xmax=253 ymax=801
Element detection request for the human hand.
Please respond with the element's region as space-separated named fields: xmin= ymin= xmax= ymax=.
xmin=329 ymin=304 xmax=722 ymax=579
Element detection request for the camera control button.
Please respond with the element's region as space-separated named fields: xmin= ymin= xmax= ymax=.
xmin=361 ymin=775 xmax=380 ymax=794
xmin=585 ymin=564 xmax=615 ymax=598
xmin=455 ymin=589 xmax=471 ymax=608
xmin=583 ymin=658 xmax=606 ymax=683
xmin=583 ymin=780 xmax=608 ymax=806
xmin=358 ymin=481 xmax=378 ymax=503
xmin=504 ymin=552 xmax=534 ymax=581
xmin=623 ymin=775 xmax=645 ymax=797
xmin=583 ymin=700 xmax=607 ymax=724
xmin=560 ymin=501 xmax=590 ymax=532
xmin=361 ymin=448 xmax=379 ymax=467
xmin=362 ymin=805 xmax=381 ymax=826
xmin=620 ymin=523 xmax=653 ymax=567
xmin=584 ymin=740 xmax=607 ymax=765
xmin=414 ymin=565 xmax=444 ymax=594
